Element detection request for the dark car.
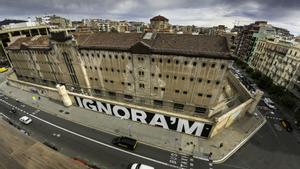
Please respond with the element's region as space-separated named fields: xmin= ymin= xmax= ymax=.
xmin=112 ymin=136 xmax=137 ymax=150
xmin=280 ymin=119 xmax=293 ymax=132
xmin=9 ymin=108 xmax=17 ymax=114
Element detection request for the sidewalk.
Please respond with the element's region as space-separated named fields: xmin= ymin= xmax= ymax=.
xmin=0 ymin=81 xmax=266 ymax=163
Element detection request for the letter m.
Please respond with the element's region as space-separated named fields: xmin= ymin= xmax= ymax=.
xmin=176 ymin=119 xmax=204 ymax=136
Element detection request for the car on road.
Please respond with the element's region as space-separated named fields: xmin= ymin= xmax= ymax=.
xmin=280 ymin=119 xmax=293 ymax=132
xmin=112 ymin=136 xmax=137 ymax=150
xmin=0 ymin=67 xmax=8 ymax=73
xmin=9 ymin=108 xmax=17 ymax=114
xmin=128 ymin=163 xmax=155 ymax=169
xmin=19 ymin=116 xmax=32 ymax=124
xmin=263 ymin=97 xmax=276 ymax=110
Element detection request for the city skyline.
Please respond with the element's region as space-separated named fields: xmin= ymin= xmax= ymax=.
xmin=0 ymin=0 xmax=300 ymax=35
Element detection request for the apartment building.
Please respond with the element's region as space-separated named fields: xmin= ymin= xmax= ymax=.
xmin=250 ymin=37 xmax=300 ymax=87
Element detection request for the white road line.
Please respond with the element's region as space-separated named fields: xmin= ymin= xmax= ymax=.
xmin=0 ymin=100 xmax=182 ymax=169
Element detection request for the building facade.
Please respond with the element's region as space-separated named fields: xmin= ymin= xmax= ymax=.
xmin=150 ymin=15 xmax=171 ymax=32
xmin=6 ymin=31 xmax=261 ymax=139
xmin=250 ymin=37 xmax=300 ymax=87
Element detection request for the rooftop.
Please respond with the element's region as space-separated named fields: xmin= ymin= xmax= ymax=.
xmin=150 ymin=15 xmax=169 ymax=22
xmin=7 ymin=32 xmax=232 ymax=59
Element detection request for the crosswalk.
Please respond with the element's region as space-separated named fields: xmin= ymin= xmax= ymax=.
xmin=169 ymin=153 xmax=194 ymax=169
xmin=264 ymin=115 xmax=281 ymax=121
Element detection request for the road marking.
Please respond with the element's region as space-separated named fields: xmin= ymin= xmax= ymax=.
xmin=0 ymin=99 xmax=183 ymax=169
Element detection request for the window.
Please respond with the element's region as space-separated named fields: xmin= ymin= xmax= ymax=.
xmin=124 ymin=95 xmax=133 ymax=100
xmin=151 ymin=73 xmax=155 ymax=77
xmin=139 ymin=71 xmax=144 ymax=76
xmin=110 ymin=80 xmax=114 ymax=83
xmin=105 ymin=79 xmax=108 ymax=82
xmin=190 ymin=78 xmax=194 ymax=82
xmin=159 ymin=59 xmax=162 ymax=63
xmin=195 ymin=107 xmax=206 ymax=114
xmin=184 ymin=61 xmax=188 ymax=65
xmin=221 ymin=64 xmax=225 ymax=69
xmin=216 ymin=81 xmax=220 ymax=85
xmin=175 ymin=90 xmax=180 ymax=93
xmin=139 ymin=83 xmax=145 ymax=88
xmin=202 ymin=63 xmax=206 ymax=67
xmin=167 ymin=59 xmax=171 ymax=63
xmin=115 ymin=55 xmax=118 ymax=59
xmin=198 ymin=93 xmax=203 ymax=96
xmin=121 ymin=55 xmax=125 ymax=59
xmin=176 ymin=60 xmax=179 ymax=64
xmin=159 ymin=74 xmax=162 ymax=78
xmin=152 ymin=58 xmax=155 ymax=62
xmin=95 ymin=67 xmax=97 ymax=70
xmin=109 ymin=55 xmax=112 ymax=59
xmin=193 ymin=62 xmax=197 ymax=66
xmin=128 ymin=56 xmax=131 ymax=60
xmin=108 ymin=92 xmax=116 ymax=97
xmin=154 ymin=100 xmax=163 ymax=107
xmin=211 ymin=63 xmax=215 ymax=68
xmin=95 ymin=78 xmax=98 ymax=81
xmin=174 ymin=76 xmax=177 ymax=80
xmin=207 ymin=94 xmax=212 ymax=98
xmin=97 ymin=54 xmax=100 ymax=58
xmin=182 ymin=77 xmax=185 ymax=80
xmin=166 ymin=75 xmax=169 ymax=78
xmin=127 ymin=83 xmax=131 ymax=86
xmin=207 ymin=80 xmax=211 ymax=83
xmin=121 ymin=82 xmax=125 ymax=85
xmin=94 ymin=89 xmax=102 ymax=95
xmin=198 ymin=78 xmax=202 ymax=83
xmin=183 ymin=91 xmax=188 ymax=94
xmin=173 ymin=103 xmax=184 ymax=111
xmin=89 ymin=77 xmax=93 ymax=80
xmin=161 ymin=88 xmax=165 ymax=91
xmin=154 ymin=87 xmax=158 ymax=90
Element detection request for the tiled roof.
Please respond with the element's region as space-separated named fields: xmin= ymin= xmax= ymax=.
xmin=150 ymin=15 xmax=169 ymax=22
xmin=7 ymin=32 xmax=232 ymax=59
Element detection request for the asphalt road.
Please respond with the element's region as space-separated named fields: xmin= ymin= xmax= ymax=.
xmin=1 ymin=90 xmax=300 ymax=169
xmin=0 ymin=94 xmax=210 ymax=169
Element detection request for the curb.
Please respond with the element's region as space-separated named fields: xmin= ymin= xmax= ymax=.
xmin=212 ymin=115 xmax=267 ymax=164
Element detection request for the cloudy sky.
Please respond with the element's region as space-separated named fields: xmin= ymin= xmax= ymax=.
xmin=0 ymin=0 xmax=299 ymax=35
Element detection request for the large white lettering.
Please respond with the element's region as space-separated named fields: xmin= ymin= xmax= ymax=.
xmin=149 ymin=114 xmax=169 ymax=129
xmin=113 ymin=105 xmax=130 ymax=119
xmin=75 ymin=96 xmax=83 ymax=108
xmin=131 ymin=108 xmax=147 ymax=124
xmin=176 ymin=119 xmax=204 ymax=136
xmin=96 ymin=101 xmax=112 ymax=115
xmin=82 ymin=98 xmax=98 ymax=111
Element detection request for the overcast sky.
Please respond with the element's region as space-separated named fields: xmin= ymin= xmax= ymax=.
xmin=0 ymin=0 xmax=299 ymax=35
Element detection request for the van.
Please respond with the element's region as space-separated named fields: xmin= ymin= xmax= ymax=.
xmin=128 ymin=163 xmax=155 ymax=169
xmin=112 ymin=136 xmax=137 ymax=150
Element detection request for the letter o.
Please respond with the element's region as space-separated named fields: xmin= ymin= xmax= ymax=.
xmin=112 ymin=105 xmax=130 ymax=119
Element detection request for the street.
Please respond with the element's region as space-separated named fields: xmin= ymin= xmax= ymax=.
xmin=1 ymin=91 xmax=300 ymax=169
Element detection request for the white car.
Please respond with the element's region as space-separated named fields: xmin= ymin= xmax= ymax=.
xmin=129 ymin=163 xmax=154 ymax=169
xmin=19 ymin=116 xmax=32 ymax=124
xmin=263 ymin=98 xmax=276 ymax=110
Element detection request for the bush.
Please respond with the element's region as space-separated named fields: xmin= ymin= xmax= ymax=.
xmin=250 ymin=70 xmax=262 ymax=80
xmin=257 ymin=75 xmax=273 ymax=89
xmin=279 ymin=94 xmax=296 ymax=108
xmin=246 ymin=67 xmax=254 ymax=74
xmin=268 ymin=85 xmax=285 ymax=97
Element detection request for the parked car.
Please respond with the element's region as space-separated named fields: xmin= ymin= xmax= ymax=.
xmin=9 ymin=108 xmax=17 ymax=114
xmin=112 ymin=136 xmax=137 ymax=150
xmin=263 ymin=97 xmax=276 ymax=110
xmin=280 ymin=119 xmax=293 ymax=132
xmin=128 ymin=163 xmax=155 ymax=169
xmin=19 ymin=116 xmax=32 ymax=124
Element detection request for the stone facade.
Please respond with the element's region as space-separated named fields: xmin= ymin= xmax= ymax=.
xmin=6 ymin=31 xmax=262 ymax=138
